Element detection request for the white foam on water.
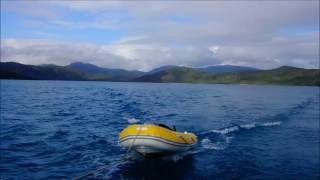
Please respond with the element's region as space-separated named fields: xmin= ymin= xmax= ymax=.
xmin=240 ymin=123 xmax=256 ymax=129
xmin=210 ymin=121 xmax=282 ymax=134
xmin=201 ymin=137 xmax=227 ymax=150
xmin=198 ymin=120 xmax=282 ymax=154
xmin=126 ymin=118 xmax=140 ymax=124
xmin=211 ymin=126 xmax=239 ymax=135
xmin=260 ymin=121 xmax=281 ymax=127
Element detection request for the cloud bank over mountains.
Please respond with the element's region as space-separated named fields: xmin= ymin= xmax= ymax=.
xmin=1 ymin=1 xmax=319 ymax=70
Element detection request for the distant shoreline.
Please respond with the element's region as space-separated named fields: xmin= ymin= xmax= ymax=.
xmin=1 ymin=78 xmax=319 ymax=87
xmin=1 ymin=62 xmax=319 ymax=86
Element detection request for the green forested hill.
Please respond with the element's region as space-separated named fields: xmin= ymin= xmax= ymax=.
xmin=0 ymin=62 xmax=143 ymax=81
xmin=134 ymin=66 xmax=320 ymax=86
xmin=1 ymin=62 xmax=319 ymax=86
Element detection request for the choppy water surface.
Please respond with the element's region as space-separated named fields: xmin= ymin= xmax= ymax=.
xmin=0 ymin=80 xmax=319 ymax=179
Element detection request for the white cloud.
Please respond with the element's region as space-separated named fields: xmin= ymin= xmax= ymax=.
xmin=1 ymin=1 xmax=319 ymax=70
xmin=1 ymin=38 xmax=223 ymax=71
xmin=209 ymin=46 xmax=220 ymax=54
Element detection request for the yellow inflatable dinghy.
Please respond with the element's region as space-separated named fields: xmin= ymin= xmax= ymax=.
xmin=119 ymin=124 xmax=197 ymax=156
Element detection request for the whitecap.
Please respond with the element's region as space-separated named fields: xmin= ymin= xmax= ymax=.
xmin=240 ymin=123 xmax=256 ymax=129
xmin=126 ymin=118 xmax=140 ymax=124
xmin=211 ymin=126 xmax=239 ymax=135
xmin=260 ymin=121 xmax=281 ymax=127
xmin=201 ymin=137 xmax=227 ymax=150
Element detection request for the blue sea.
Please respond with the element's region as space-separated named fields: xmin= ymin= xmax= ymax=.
xmin=0 ymin=80 xmax=319 ymax=179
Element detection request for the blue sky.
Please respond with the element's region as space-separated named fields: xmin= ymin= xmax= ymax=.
xmin=1 ymin=1 xmax=319 ymax=70
xmin=1 ymin=4 xmax=129 ymax=44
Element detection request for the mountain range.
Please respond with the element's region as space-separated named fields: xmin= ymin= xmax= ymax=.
xmin=1 ymin=62 xmax=319 ymax=86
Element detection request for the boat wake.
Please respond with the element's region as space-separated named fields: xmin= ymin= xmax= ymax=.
xmin=95 ymin=97 xmax=316 ymax=178
xmin=200 ymin=121 xmax=282 ymax=151
xmin=201 ymin=136 xmax=233 ymax=150
xmin=122 ymin=97 xmax=310 ymax=156
xmin=198 ymin=97 xmax=315 ymax=152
